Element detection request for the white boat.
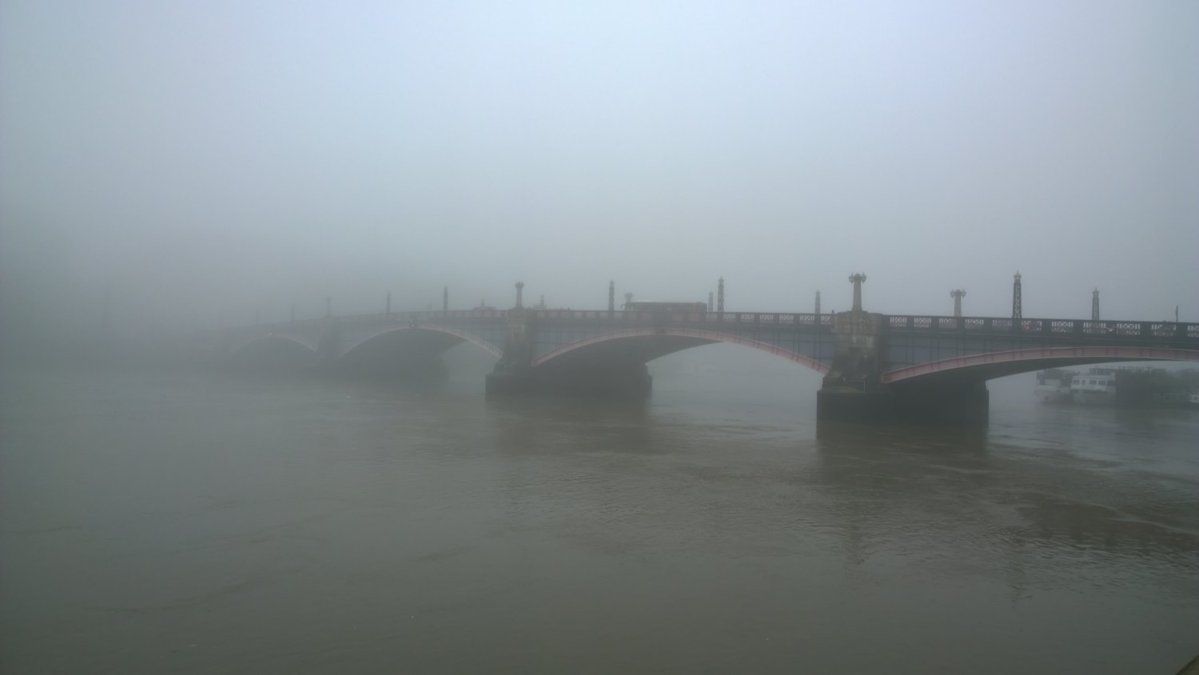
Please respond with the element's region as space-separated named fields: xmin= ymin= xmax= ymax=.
xmin=1071 ymin=369 xmax=1117 ymax=405
xmin=1035 ymin=369 xmax=1074 ymax=404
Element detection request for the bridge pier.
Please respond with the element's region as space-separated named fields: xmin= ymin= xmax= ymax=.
xmin=816 ymin=286 xmax=990 ymax=425
xmin=816 ymin=387 xmax=895 ymax=422
xmin=485 ymin=301 xmax=654 ymax=398
xmin=817 ymin=381 xmax=989 ymax=425
xmin=486 ymin=362 xmax=652 ymax=398
xmin=895 ymin=380 xmax=989 ymax=424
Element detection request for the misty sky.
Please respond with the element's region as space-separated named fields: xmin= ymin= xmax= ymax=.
xmin=2 ymin=1 xmax=1196 ymax=335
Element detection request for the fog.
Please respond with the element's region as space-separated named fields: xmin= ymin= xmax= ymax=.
xmin=2 ymin=1 xmax=1197 ymax=347
xmin=6 ymin=7 xmax=1199 ymax=672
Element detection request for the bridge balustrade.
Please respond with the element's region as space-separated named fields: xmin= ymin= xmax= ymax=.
xmin=505 ymin=310 xmax=832 ymax=328
xmin=1149 ymin=322 xmax=1174 ymax=337
xmin=873 ymin=315 xmax=1198 ymax=344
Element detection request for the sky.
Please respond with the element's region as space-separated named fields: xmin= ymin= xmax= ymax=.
xmin=2 ymin=0 xmax=1196 ymax=337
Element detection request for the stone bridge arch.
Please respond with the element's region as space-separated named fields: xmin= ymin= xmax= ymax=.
xmin=882 ymin=346 xmax=1199 ymax=385
xmin=230 ymin=332 xmax=320 ymax=356
xmin=227 ymin=333 xmax=321 ymax=369
xmin=337 ymin=324 xmax=503 ymax=362
xmin=531 ymin=327 xmax=831 ymax=373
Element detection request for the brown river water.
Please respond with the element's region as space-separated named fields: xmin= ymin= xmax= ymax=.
xmin=2 ymin=345 xmax=1197 ymax=673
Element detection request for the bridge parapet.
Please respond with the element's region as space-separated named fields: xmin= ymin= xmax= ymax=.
xmin=881 ymin=315 xmax=1199 ymax=342
xmin=219 ymin=308 xmax=845 ymax=334
xmin=522 ymin=309 xmax=835 ymax=327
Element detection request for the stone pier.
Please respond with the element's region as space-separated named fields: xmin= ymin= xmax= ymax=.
xmin=484 ymin=303 xmax=652 ymax=397
xmin=815 ymin=274 xmax=989 ymax=424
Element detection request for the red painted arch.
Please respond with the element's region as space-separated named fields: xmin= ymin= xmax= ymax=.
xmin=338 ymin=324 xmax=502 ymax=360
xmin=531 ymin=328 xmax=830 ymax=373
xmin=231 ymin=332 xmax=319 ymax=355
xmin=882 ymin=346 xmax=1199 ymax=384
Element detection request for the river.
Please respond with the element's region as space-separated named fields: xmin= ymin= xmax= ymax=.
xmin=2 ymin=345 xmax=1197 ymax=673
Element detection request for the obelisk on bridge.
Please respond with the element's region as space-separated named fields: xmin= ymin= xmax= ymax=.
xmin=1092 ymin=288 xmax=1100 ymax=321
xmin=951 ymin=289 xmax=966 ymax=318
xmin=849 ymin=274 xmax=866 ymax=313
xmin=609 ymin=281 xmax=615 ymax=314
xmin=1012 ymin=273 xmax=1022 ymax=321
xmin=717 ymin=277 xmax=725 ymax=316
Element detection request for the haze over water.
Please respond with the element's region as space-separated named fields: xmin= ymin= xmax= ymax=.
xmin=3 ymin=1 xmax=1198 ymax=672
xmin=3 ymin=347 xmax=1197 ymax=674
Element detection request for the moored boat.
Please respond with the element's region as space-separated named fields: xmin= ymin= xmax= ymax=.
xmin=1035 ymin=369 xmax=1073 ymax=404
xmin=1071 ymin=368 xmax=1117 ymax=405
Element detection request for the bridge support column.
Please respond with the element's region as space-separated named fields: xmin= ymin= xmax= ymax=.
xmin=484 ymin=309 xmax=652 ymax=398
xmin=894 ymin=380 xmax=989 ymax=425
xmin=486 ymin=308 xmax=536 ymax=395
xmin=316 ymin=323 xmax=341 ymax=372
xmin=817 ymin=308 xmax=888 ymax=421
xmin=817 ymin=387 xmax=897 ymax=422
xmin=816 ymin=298 xmax=990 ymax=425
xmin=484 ymin=368 xmax=536 ymax=395
xmin=818 ymin=381 xmax=989 ymax=425
xmin=487 ymin=362 xmax=651 ymax=398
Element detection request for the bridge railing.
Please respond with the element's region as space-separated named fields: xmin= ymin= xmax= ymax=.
xmin=883 ymin=315 xmax=1199 ymax=340
xmin=521 ymin=310 xmax=833 ymax=326
xmin=225 ymin=310 xmax=1198 ymax=342
xmin=339 ymin=309 xmax=510 ymax=322
xmin=226 ymin=308 xmax=842 ymax=331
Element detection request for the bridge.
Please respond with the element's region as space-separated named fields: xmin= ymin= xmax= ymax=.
xmin=199 ymin=275 xmax=1199 ymax=423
